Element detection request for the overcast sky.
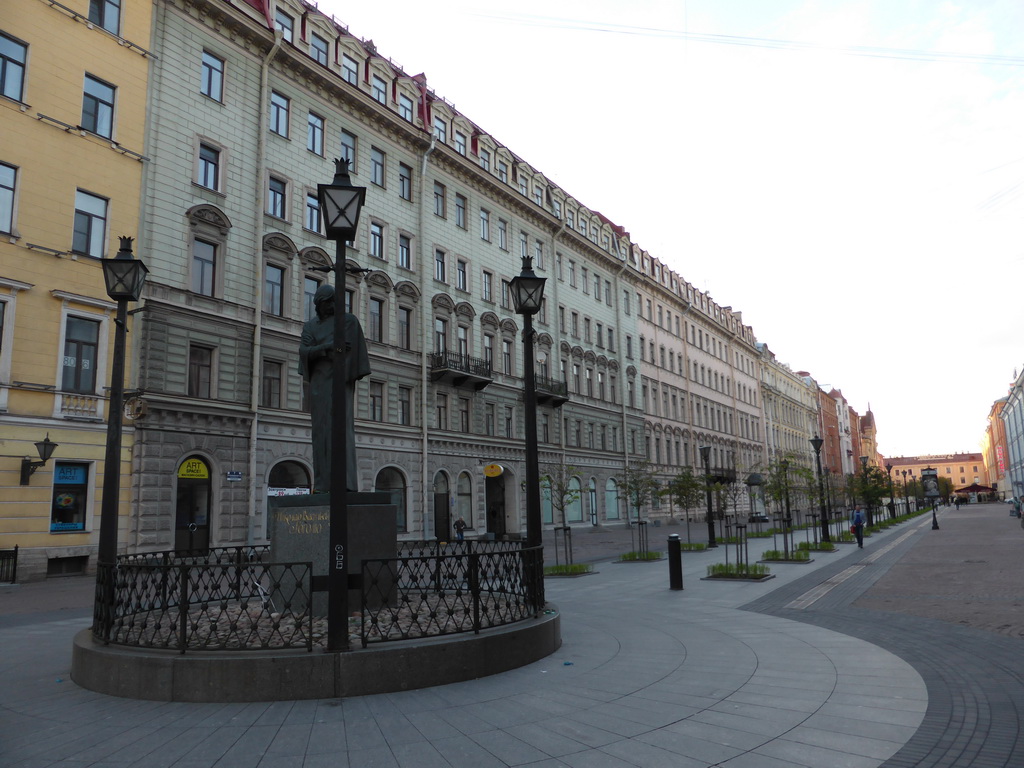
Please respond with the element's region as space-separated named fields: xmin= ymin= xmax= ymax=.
xmin=321 ymin=0 xmax=1024 ymax=459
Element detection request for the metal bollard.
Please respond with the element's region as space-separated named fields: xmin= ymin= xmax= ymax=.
xmin=668 ymin=534 xmax=683 ymax=590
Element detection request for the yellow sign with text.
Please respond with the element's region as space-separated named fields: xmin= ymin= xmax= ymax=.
xmin=483 ymin=463 xmax=503 ymax=478
xmin=177 ymin=458 xmax=210 ymax=479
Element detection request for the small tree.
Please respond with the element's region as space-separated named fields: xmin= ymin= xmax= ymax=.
xmin=619 ymin=460 xmax=661 ymax=551
xmin=663 ymin=468 xmax=704 ymax=542
xmin=541 ymin=463 xmax=582 ymax=564
xmin=850 ymin=465 xmax=890 ymax=525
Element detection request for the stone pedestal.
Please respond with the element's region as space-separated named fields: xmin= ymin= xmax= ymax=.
xmin=269 ymin=492 xmax=397 ymax=615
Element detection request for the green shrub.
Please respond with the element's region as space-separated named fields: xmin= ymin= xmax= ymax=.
xmin=544 ymin=563 xmax=593 ymax=576
xmin=706 ymin=562 xmax=770 ymax=578
xmin=761 ymin=549 xmax=810 ymax=561
xmin=620 ymin=550 xmax=663 ymax=562
xmin=680 ymin=541 xmax=707 ymax=551
xmin=796 ymin=540 xmax=835 ymax=552
xmin=746 ymin=530 xmax=772 ymax=538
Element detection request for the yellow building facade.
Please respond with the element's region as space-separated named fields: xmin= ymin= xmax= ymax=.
xmin=0 ymin=0 xmax=151 ymax=580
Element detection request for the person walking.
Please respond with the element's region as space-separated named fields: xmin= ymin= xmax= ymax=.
xmin=453 ymin=516 xmax=467 ymax=542
xmin=851 ymin=505 xmax=866 ymax=548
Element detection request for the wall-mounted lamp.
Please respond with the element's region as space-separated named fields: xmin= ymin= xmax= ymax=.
xmin=21 ymin=434 xmax=58 ymax=485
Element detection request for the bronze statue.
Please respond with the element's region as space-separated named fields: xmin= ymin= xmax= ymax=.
xmin=298 ymin=284 xmax=370 ymax=494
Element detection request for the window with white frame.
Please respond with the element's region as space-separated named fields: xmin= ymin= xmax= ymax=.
xmin=1 ymin=33 xmax=27 ymax=102
xmin=340 ymin=130 xmax=356 ymax=169
xmin=82 ymin=74 xmax=115 ymax=138
xmin=368 ymin=297 xmax=384 ymax=342
xmin=371 ymin=75 xmax=387 ymax=104
xmin=369 ymin=221 xmax=384 ymax=259
xmin=0 ymin=162 xmax=16 ymax=234
xmin=274 ymin=9 xmax=294 ymax=42
xmin=433 ymin=116 xmax=447 ymax=142
xmin=479 ymin=209 xmax=490 ymax=241
xmin=398 ymin=234 xmax=411 ymax=269
xmin=398 ymin=163 xmax=412 ymax=200
xmin=456 ymin=259 xmax=467 ymax=291
xmin=341 ymin=54 xmax=358 ymax=84
xmin=307 ymin=113 xmax=324 ymax=155
xmin=479 ymin=149 xmax=490 ymax=171
xmin=455 ymin=131 xmax=467 ymax=155
xmin=370 ymin=147 xmax=385 ymax=186
xmin=261 ymin=360 xmax=282 ymax=408
xmin=200 ymin=50 xmax=223 ymax=101
xmin=72 ymin=190 xmax=107 ymax=257
xmin=310 ymin=33 xmax=329 ymax=66
xmin=192 ymin=239 xmax=217 ymax=296
xmin=434 ymin=249 xmax=446 ymax=282
xmin=497 ymin=219 xmax=507 ymax=250
xmin=433 ymin=182 xmax=445 ymax=217
xmin=197 ymin=143 xmax=220 ymax=190
xmin=263 ymin=263 xmax=285 ymax=315
xmin=497 ymin=160 xmax=507 ymax=182
xmin=397 ymin=306 xmax=412 ymax=349
xmin=270 ymin=91 xmax=289 ymax=137
xmin=267 ymin=176 xmax=287 ymax=218
xmin=304 ymin=193 xmax=320 ymax=232
xmin=88 ymin=0 xmax=121 ymax=34
xmin=482 ymin=270 xmax=493 ymax=302
xmin=369 ymin=381 xmax=384 ymax=421
xmin=61 ymin=315 xmax=100 ymax=394
xmin=399 ymin=93 xmax=414 ymax=121
xmin=303 ymin=276 xmax=320 ymax=321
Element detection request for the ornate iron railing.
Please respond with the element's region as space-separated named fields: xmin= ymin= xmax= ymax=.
xmin=92 ymin=541 xmax=544 ymax=652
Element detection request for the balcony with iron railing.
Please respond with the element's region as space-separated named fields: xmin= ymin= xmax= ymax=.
xmin=429 ymin=351 xmax=493 ymax=391
xmin=535 ymin=374 xmax=569 ymax=408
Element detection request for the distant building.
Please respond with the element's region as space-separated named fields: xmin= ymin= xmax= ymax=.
xmin=883 ymin=454 xmax=985 ymax=492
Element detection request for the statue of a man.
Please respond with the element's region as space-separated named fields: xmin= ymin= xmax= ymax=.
xmin=298 ymin=284 xmax=370 ymax=494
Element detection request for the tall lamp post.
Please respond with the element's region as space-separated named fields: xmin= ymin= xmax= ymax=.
xmin=780 ymin=458 xmax=792 ymax=559
xmin=885 ymin=462 xmax=895 ymax=519
xmin=859 ymin=455 xmax=871 ymax=526
xmin=96 ymin=236 xmax=148 ymax=639
xmin=901 ymin=469 xmax=910 ymax=514
xmin=510 ymin=255 xmax=546 ymax=610
xmin=810 ymin=436 xmax=829 ymax=543
xmin=319 ymin=159 xmax=366 ymax=652
xmin=699 ymin=446 xmax=716 ymax=547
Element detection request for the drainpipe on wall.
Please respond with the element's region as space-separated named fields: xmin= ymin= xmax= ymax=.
xmin=246 ymin=30 xmax=283 ymax=546
xmin=417 ymin=135 xmax=436 ymax=539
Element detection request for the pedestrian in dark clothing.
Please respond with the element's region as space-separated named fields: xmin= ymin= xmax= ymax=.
xmin=454 ymin=516 xmax=466 ymax=541
xmin=851 ymin=506 xmax=866 ymax=548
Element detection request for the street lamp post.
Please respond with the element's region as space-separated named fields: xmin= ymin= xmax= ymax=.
xmin=96 ymin=236 xmax=148 ymax=639
xmin=885 ymin=462 xmax=895 ymax=519
xmin=810 ymin=436 xmax=829 ymax=543
xmin=859 ymin=455 xmax=871 ymax=527
xmin=700 ymin=446 xmax=716 ymax=547
xmin=511 ymin=254 xmax=547 ymax=611
xmin=781 ymin=458 xmax=791 ymax=559
xmin=319 ymin=159 xmax=366 ymax=652
xmin=901 ymin=469 xmax=910 ymax=514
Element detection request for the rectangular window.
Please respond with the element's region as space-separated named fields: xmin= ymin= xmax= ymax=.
xmin=72 ymin=190 xmax=107 ymax=257
xmin=398 ymin=386 xmax=411 ymax=425
xmin=261 ymin=360 xmax=282 ymax=408
xmin=520 ymin=232 xmax=528 ymax=259
xmin=305 ymin=193 xmax=321 ymax=232
xmin=263 ymin=264 xmax=284 ymax=315
xmin=62 ymin=316 xmax=99 ymax=393
xmin=399 ymin=163 xmax=412 ymax=200
xmin=502 ymin=339 xmax=513 ymax=375
xmin=192 ymin=239 xmax=216 ymax=296
xmin=459 ymin=397 xmax=470 ymax=433
xmin=49 ymin=461 xmax=89 ymax=533
xmin=534 ymin=187 xmax=543 ymax=206
xmin=433 ymin=182 xmax=445 ymax=217
xmin=370 ymin=147 xmax=385 ymax=186
xmin=187 ymin=344 xmax=213 ymax=397
xmin=485 ymin=403 xmax=495 ymax=436
xmin=479 ymin=209 xmax=490 ymax=240
xmin=270 ymin=91 xmax=289 ymax=137
xmin=198 ymin=143 xmax=220 ymax=190
xmin=303 ymin=277 xmax=320 ymax=321
xmin=369 ymin=297 xmax=384 ymax=342
xmin=455 ymin=194 xmax=466 ymax=228
xmin=482 ymin=270 xmax=493 ymax=302
xmin=457 ymin=325 xmax=469 ymax=356
xmin=369 ymin=222 xmax=384 ymax=259
xmin=483 ymin=334 xmax=493 ymax=367
xmin=310 ymin=33 xmax=329 ymax=65
xmin=274 ymin=9 xmax=294 ymax=42
xmin=433 ymin=117 xmax=447 ymax=142
xmin=307 ymin=113 xmax=324 ymax=155
xmin=497 ymin=161 xmax=508 ymax=182
xmin=436 ymin=393 xmax=448 ymax=429
xmin=341 ymin=54 xmax=358 ymax=85
xmin=455 ymin=131 xmax=467 ymax=155
xmin=535 ymin=241 xmax=544 ymax=270
xmin=501 ymin=279 xmax=510 ymax=309
xmin=397 ymin=306 xmax=411 ymax=349
xmin=369 ymin=381 xmax=384 ymax=421
xmin=497 ymin=219 xmax=507 ymax=250
xmin=0 ymin=162 xmax=14 ymax=233
xmin=504 ymin=406 xmax=514 ymax=439
xmin=582 ymin=267 xmax=589 ymax=294
xmin=89 ymin=0 xmax=121 ymax=35
xmin=267 ymin=176 xmax=286 ymax=218
xmin=398 ymin=234 xmax=411 ymax=269
xmin=456 ymin=259 xmax=468 ymax=291
xmin=371 ymin=74 xmax=387 ymax=104
xmin=399 ymin=94 xmax=414 ymax=121
xmin=82 ymin=74 xmax=115 ymax=138
xmin=200 ymin=51 xmax=224 ymax=101
xmin=340 ymin=130 xmax=356 ymax=169
xmin=479 ymin=148 xmax=490 ymax=170
xmin=434 ymin=249 xmax=446 ymax=282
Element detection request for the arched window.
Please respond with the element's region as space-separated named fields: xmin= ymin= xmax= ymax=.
xmin=605 ymin=478 xmax=620 ymax=520
xmin=375 ymin=467 xmax=407 ymax=532
xmin=588 ymin=478 xmax=598 ymax=525
xmin=567 ymin=477 xmax=583 ymax=523
xmin=457 ymin=471 xmax=473 ymax=528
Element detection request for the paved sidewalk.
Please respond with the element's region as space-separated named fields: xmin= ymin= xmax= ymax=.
xmin=0 ymin=504 xmax=1020 ymax=767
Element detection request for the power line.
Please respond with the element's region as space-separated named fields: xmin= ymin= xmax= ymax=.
xmin=475 ymin=12 xmax=1024 ymax=67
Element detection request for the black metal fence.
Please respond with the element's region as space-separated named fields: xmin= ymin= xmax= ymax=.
xmin=92 ymin=540 xmax=544 ymax=652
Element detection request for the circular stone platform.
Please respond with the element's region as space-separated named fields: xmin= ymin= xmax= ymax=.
xmin=71 ymin=608 xmax=560 ymax=702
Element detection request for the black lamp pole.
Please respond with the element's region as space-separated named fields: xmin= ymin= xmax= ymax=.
xmin=810 ymin=436 xmax=829 ymax=543
xmin=96 ymin=236 xmax=147 ymax=639
xmin=510 ymin=255 xmax=546 ymax=611
xmin=781 ymin=458 xmax=791 ymax=559
xmin=859 ymin=455 xmax=871 ymax=526
xmin=319 ymin=159 xmax=366 ymax=652
xmin=902 ymin=469 xmax=910 ymax=514
xmin=700 ymin=446 xmax=715 ymax=547
xmin=885 ymin=462 xmax=895 ymax=519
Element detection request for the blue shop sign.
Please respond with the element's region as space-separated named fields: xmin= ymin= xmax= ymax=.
xmin=55 ymin=464 xmax=88 ymax=485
